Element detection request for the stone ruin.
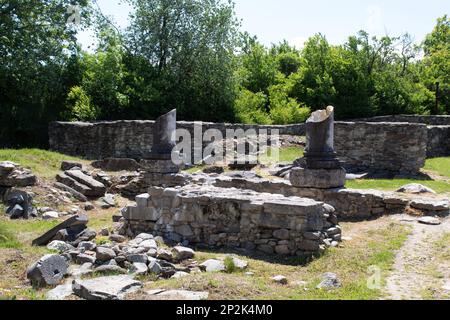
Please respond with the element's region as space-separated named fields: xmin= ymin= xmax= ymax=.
xmin=119 ymin=107 xmax=345 ymax=256
xmin=290 ymin=106 xmax=346 ymax=189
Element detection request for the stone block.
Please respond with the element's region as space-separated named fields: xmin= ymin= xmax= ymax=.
xmin=290 ymin=167 xmax=346 ymax=189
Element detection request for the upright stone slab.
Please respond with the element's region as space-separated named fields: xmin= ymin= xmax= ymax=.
xmin=290 ymin=106 xmax=346 ymax=188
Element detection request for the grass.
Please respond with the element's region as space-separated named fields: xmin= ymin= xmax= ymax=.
xmin=0 ymin=148 xmax=88 ymax=180
xmin=346 ymin=178 xmax=450 ymax=194
xmin=423 ymin=157 xmax=450 ymax=178
xmin=260 ymin=146 xmax=304 ymax=165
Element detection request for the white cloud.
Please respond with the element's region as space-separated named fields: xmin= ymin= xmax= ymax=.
xmin=365 ymin=4 xmax=386 ymax=36
xmin=289 ymin=36 xmax=308 ymax=49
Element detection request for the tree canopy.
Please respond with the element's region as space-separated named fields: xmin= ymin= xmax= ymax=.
xmin=0 ymin=1 xmax=448 ymax=147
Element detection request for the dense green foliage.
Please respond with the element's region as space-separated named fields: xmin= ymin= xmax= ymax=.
xmin=0 ymin=1 xmax=448 ymax=147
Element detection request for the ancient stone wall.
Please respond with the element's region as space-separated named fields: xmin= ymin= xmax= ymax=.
xmin=213 ymin=176 xmax=450 ymax=221
xmin=355 ymin=115 xmax=450 ymax=125
xmin=334 ymin=122 xmax=428 ymax=173
xmin=120 ymin=185 xmax=341 ymax=256
xmin=50 ymin=119 xmax=434 ymax=173
xmin=426 ymin=126 xmax=450 ymax=157
xmin=49 ymin=121 xmax=305 ymax=160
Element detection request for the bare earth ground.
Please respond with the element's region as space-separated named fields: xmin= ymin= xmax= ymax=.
xmin=385 ymin=214 xmax=450 ymax=300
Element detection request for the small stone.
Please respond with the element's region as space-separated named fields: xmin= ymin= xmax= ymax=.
xmin=42 ymin=211 xmax=59 ymax=220
xmin=273 ymin=229 xmax=290 ymax=240
xmin=96 ymin=247 xmax=117 ymax=261
xmin=397 ymin=183 xmax=436 ymax=194
xmin=199 ymin=259 xmax=225 ymax=272
xmin=99 ymin=228 xmax=109 ymax=236
xmin=135 ymin=233 xmax=154 ymax=241
xmin=72 ymin=275 xmax=142 ymax=300
xmin=139 ymin=239 xmax=158 ymax=250
xmin=130 ymin=262 xmax=148 ymax=275
xmin=75 ymin=253 xmax=96 ymax=265
xmin=317 ymin=272 xmax=341 ymax=290
xmin=418 ymin=216 xmax=441 ymax=225
xmin=84 ymin=202 xmax=95 ymax=211
xmin=109 ymin=234 xmax=127 ymax=243
xmin=78 ymin=241 xmax=96 ymax=251
xmin=172 ymin=246 xmax=195 ymax=261
xmin=148 ymin=259 xmax=162 ymax=275
xmin=94 ymin=265 xmax=127 ymax=275
xmin=47 ymin=241 xmax=75 ymax=253
xmin=231 ymin=257 xmax=248 ymax=270
xmin=46 ymin=281 xmax=74 ymax=300
xmin=272 ymin=275 xmax=288 ymax=285
xmin=127 ymin=254 xmax=148 ymax=264
xmin=27 ymin=254 xmax=69 ymax=287
xmin=61 ymin=161 xmax=83 ymax=171
xmin=157 ymin=249 xmax=173 ymax=262
xmin=171 ymin=271 xmax=189 ymax=279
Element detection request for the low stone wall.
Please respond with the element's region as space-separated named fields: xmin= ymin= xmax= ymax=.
xmin=49 ymin=121 xmax=305 ymax=160
xmin=214 ymin=176 xmax=450 ymax=221
xmin=356 ymin=115 xmax=450 ymax=125
xmin=120 ymin=185 xmax=341 ymax=256
xmin=50 ymin=120 xmax=431 ymax=173
xmin=426 ymin=126 xmax=450 ymax=157
xmin=335 ymin=122 xmax=427 ymax=173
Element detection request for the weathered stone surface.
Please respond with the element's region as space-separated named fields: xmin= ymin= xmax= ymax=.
xmin=397 ymin=183 xmax=436 ymax=194
xmin=32 ymin=214 xmax=89 ymax=246
xmin=91 ymin=158 xmax=140 ymax=172
xmin=72 ymin=275 xmax=142 ymax=300
xmin=199 ymin=259 xmax=225 ymax=272
xmin=61 ymin=161 xmax=83 ymax=171
xmin=53 ymin=182 xmax=88 ymax=202
xmin=418 ymin=217 xmax=441 ymax=225
xmin=130 ymin=262 xmax=148 ymax=275
xmin=4 ymin=188 xmax=35 ymax=219
xmin=96 ymin=247 xmax=116 ymax=261
xmin=43 ymin=211 xmax=59 ymax=220
xmin=0 ymin=162 xmax=37 ymax=187
xmin=272 ymin=275 xmax=288 ymax=285
xmin=290 ymin=167 xmax=346 ymax=189
xmin=410 ymin=199 xmax=449 ymax=211
xmin=75 ymin=253 xmax=96 ymax=265
xmin=27 ymin=254 xmax=69 ymax=287
xmin=46 ymin=281 xmax=74 ymax=300
xmin=65 ymin=170 xmax=106 ymax=197
xmin=122 ymin=185 xmax=337 ymax=256
xmin=316 ymin=272 xmax=341 ymax=290
xmin=94 ymin=264 xmax=127 ymax=274
xmin=126 ymin=254 xmax=148 ymax=264
xmin=109 ymin=234 xmax=127 ymax=243
xmin=47 ymin=241 xmax=75 ymax=253
xmin=172 ymin=246 xmax=195 ymax=261
xmin=145 ymin=289 xmax=208 ymax=300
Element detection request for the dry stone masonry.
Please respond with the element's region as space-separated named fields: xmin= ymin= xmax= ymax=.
xmin=120 ymin=185 xmax=341 ymax=256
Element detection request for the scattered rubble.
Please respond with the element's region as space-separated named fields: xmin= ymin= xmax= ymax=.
xmin=0 ymin=161 xmax=37 ymax=187
xmin=316 ymin=272 xmax=341 ymax=290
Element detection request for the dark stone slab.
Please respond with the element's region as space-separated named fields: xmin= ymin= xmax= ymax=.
xmin=32 ymin=214 xmax=89 ymax=246
xmin=148 ymin=109 xmax=177 ymax=157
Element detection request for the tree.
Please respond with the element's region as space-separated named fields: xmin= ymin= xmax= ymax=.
xmin=125 ymin=0 xmax=240 ymax=121
xmin=0 ymin=0 xmax=92 ymax=147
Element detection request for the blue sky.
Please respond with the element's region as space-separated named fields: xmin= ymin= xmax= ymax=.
xmin=78 ymin=0 xmax=449 ymax=49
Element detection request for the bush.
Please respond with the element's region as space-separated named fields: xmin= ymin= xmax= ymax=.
xmin=234 ymin=89 xmax=272 ymax=124
xmin=65 ymin=86 xmax=99 ymax=121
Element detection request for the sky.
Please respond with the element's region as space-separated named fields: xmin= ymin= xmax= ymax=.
xmin=77 ymin=0 xmax=449 ymax=50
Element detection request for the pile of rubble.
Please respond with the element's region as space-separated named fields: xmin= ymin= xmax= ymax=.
xmin=55 ymin=161 xmax=107 ymax=201
xmin=28 ymin=216 xmax=248 ymax=300
xmin=0 ymin=161 xmax=37 ymax=188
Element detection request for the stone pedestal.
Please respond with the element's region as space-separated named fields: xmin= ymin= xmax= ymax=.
xmin=290 ymin=167 xmax=346 ymax=189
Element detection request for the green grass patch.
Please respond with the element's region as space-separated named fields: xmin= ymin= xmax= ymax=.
xmin=0 ymin=148 xmax=87 ymax=180
xmin=0 ymin=222 xmax=22 ymax=249
xmin=346 ymin=178 xmax=450 ymax=193
xmin=424 ymin=157 xmax=450 ymax=178
xmin=260 ymin=146 xmax=303 ymax=165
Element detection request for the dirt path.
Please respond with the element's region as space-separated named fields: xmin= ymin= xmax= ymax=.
xmin=385 ymin=214 xmax=450 ymax=300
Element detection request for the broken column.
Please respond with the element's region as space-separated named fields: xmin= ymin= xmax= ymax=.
xmin=139 ymin=109 xmax=185 ymax=187
xmin=290 ymin=106 xmax=346 ymax=189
